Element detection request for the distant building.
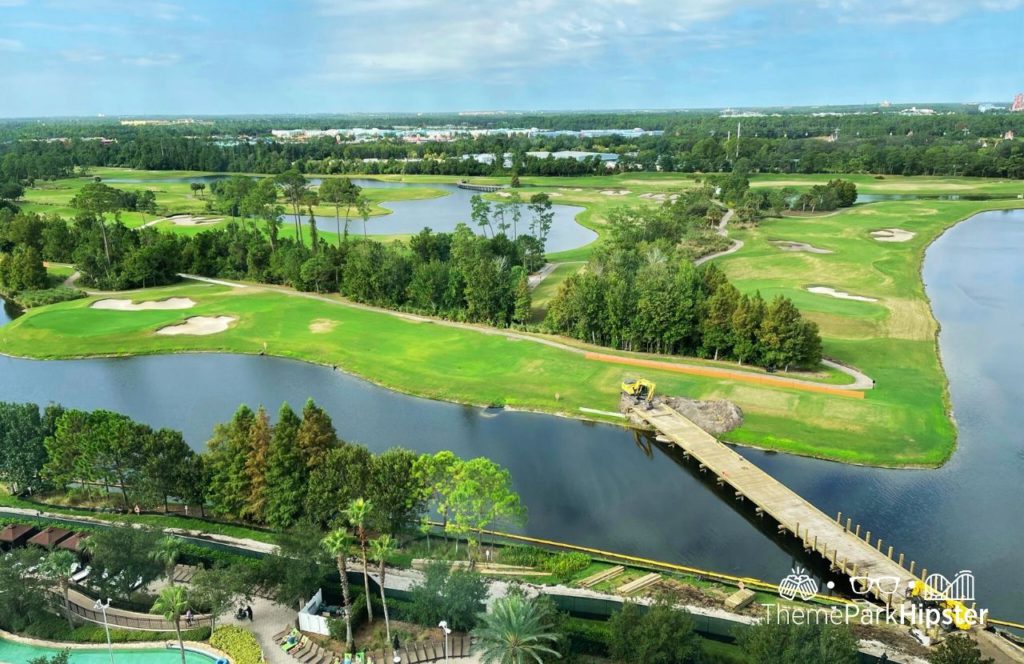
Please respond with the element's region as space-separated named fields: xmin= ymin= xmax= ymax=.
xmin=1012 ymin=93 xmax=1024 ymax=112
xmin=1005 ymin=130 xmax=1017 ymax=140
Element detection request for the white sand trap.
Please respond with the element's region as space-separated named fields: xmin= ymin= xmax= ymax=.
xmin=771 ymin=241 xmax=833 ymax=254
xmin=871 ymin=228 xmax=915 ymax=242
xmin=156 ymin=315 xmax=236 ymax=336
xmin=494 ymin=191 xmax=512 ymax=197
xmin=91 ymin=297 xmax=196 ymax=311
xmin=547 ymin=192 xmax=563 ymax=197
xmin=600 ymin=189 xmax=630 ymax=196
xmin=807 ymin=286 xmax=877 ymax=302
xmin=161 ymin=214 xmax=225 ymax=227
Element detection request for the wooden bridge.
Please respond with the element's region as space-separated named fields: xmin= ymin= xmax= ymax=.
xmin=455 ymin=181 xmax=506 ymax=192
xmin=633 ymin=404 xmax=936 ymax=611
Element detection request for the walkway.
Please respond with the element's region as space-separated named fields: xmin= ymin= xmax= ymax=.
xmin=695 ymin=208 xmax=744 ymax=266
xmin=635 ymin=404 xmax=924 ymax=606
xmin=64 ymin=588 xmax=213 ymax=631
xmin=175 ymin=274 xmax=875 ymax=394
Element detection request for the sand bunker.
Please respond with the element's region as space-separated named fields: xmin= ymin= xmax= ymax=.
xmin=156 ymin=316 xmax=236 ymax=336
xmin=154 ymin=214 xmax=225 ymax=227
xmin=600 ymin=189 xmax=630 ymax=196
xmin=638 ymin=193 xmax=680 ymax=202
xmin=771 ymin=241 xmax=833 ymax=254
xmin=871 ymin=228 xmax=915 ymax=242
xmin=309 ymin=318 xmax=338 ymax=334
xmin=807 ymin=286 xmax=877 ymax=302
xmin=91 ymin=297 xmax=196 ymax=311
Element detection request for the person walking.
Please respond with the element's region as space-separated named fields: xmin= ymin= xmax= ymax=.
xmin=245 ymin=605 xmax=253 ymax=621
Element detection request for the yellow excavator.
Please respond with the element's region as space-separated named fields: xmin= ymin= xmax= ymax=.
xmin=907 ymin=579 xmax=976 ymax=632
xmin=621 ymin=378 xmax=656 ymax=409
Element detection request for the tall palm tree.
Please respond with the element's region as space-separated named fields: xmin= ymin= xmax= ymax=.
xmin=153 ymin=585 xmax=190 ymax=664
xmin=40 ymin=550 xmax=77 ymax=628
xmin=369 ymin=534 xmax=395 ymax=645
xmin=150 ymin=536 xmax=184 ymax=585
xmin=321 ymin=529 xmax=355 ymax=654
xmin=472 ymin=595 xmax=562 ymax=664
xmin=344 ymin=497 xmax=374 ymax=623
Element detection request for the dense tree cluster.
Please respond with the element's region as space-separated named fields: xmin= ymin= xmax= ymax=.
xmin=547 ymin=206 xmax=822 ymax=370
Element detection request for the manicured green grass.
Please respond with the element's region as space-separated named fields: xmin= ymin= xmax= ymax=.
xmin=0 ymin=257 xmax=979 ymax=466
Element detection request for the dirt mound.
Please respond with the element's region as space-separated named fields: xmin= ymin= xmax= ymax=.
xmin=621 ymin=394 xmax=743 ymax=435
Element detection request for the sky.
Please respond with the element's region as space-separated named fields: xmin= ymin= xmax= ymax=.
xmin=0 ymin=0 xmax=1022 ymax=117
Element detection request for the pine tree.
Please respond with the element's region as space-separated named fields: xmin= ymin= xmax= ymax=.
xmin=204 ymin=405 xmax=255 ymax=517
xmin=730 ymin=293 xmax=765 ymax=366
xmin=265 ymin=403 xmax=306 ymax=530
xmin=296 ymin=399 xmax=336 ymax=471
xmin=701 ymin=283 xmax=739 ymax=361
xmin=512 ymin=274 xmax=531 ymax=324
xmin=241 ymin=406 xmax=271 ymax=523
xmin=759 ymin=296 xmax=803 ymax=371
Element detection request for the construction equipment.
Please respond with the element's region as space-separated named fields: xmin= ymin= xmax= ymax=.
xmin=621 ymin=378 xmax=656 ymax=408
xmin=907 ymin=579 xmax=976 ymax=631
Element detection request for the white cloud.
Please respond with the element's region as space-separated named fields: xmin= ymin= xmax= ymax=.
xmin=0 ymin=37 xmax=22 ymax=51
xmin=122 ymin=54 xmax=181 ymax=67
xmin=814 ymin=0 xmax=1024 ymax=23
xmin=311 ymin=0 xmax=757 ymax=81
xmin=61 ymin=49 xmax=106 ymax=63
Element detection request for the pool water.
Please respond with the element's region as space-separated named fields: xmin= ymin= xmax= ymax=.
xmin=0 ymin=638 xmax=216 ymax=664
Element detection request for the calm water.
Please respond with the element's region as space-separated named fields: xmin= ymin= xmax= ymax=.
xmin=0 ymin=208 xmax=1021 ymax=621
xmin=104 ymin=175 xmax=596 ymax=253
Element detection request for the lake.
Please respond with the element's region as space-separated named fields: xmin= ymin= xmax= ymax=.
xmin=103 ymin=175 xmax=597 ymax=253
xmin=1 ymin=208 xmax=1021 ymax=621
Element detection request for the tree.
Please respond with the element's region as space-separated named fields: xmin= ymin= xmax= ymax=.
xmin=82 ymin=525 xmax=162 ymax=602
xmin=345 ymin=497 xmax=375 ymax=623
xmin=305 ymin=443 xmax=373 ymax=527
xmin=152 ymin=585 xmax=190 ymax=664
xmin=296 ymin=398 xmax=337 ymax=470
xmin=930 ymin=634 xmax=994 ymax=664
xmin=448 ymin=457 xmax=525 ymax=563
xmin=470 ymin=195 xmax=493 ymax=237
xmin=241 ymin=406 xmax=271 ymax=522
xmin=527 ymin=193 xmax=554 ymax=249
xmin=264 ymin=403 xmax=306 ymax=529
xmin=408 ymin=560 xmax=487 ymax=632
xmin=204 ymin=405 xmax=256 ymax=518
xmin=512 ymin=273 xmax=531 ymax=324
xmin=39 ymin=550 xmax=78 ymax=629
xmin=737 ymin=621 xmax=858 ymax=664
xmin=472 ymin=595 xmax=562 ymax=664
xmin=191 ymin=565 xmax=251 ymax=629
xmin=700 ymin=282 xmax=739 ymax=361
xmin=275 ymin=170 xmax=309 ymax=243
xmin=0 ymin=245 xmax=47 ymax=291
xmin=368 ymin=447 xmax=426 ymax=536
xmin=321 ymin=529 xmax=356 ymax=653
xmin=0 ymin=401 xmax=48 ymax=494
xmin=369 ymin=534 xmax=396 ymax=645
xmin=150 ymin=536 xmax=185 ymax=586
xmin=608 ymin=601 xmax=700 ymax=664
xmin=140 ymin=428 xmax=194 ymax=512
xmin=28 ymin=651 xmax=69 ymax=664
xmin=70 ymin=181 xmax=122 ymax=271
xmin=319 ymin=177 xmax=363 ymax=243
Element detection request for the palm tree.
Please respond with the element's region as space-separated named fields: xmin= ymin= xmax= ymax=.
xmin=369 ymin=534 xmax=395 ymax=645
xmin=472 ymin=596 xmax=562 ymax=664
xmin=153 ymin=585 xmax=190 ymax=664
xmin=150 ymin=536 xmax=184 ymax=585
xmin=40 ymin=550 xmax=77 ymax=628
xmin=321 ymin=529 xmax=355 ymax=654
xmin=344 ymin=497 xmax=374 ymax=623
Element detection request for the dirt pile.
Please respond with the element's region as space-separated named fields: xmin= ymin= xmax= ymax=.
xmin=620 ymin=394 xmax=743 ymax=435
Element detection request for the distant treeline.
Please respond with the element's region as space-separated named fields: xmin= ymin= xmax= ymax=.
xmin=1 ymin=110 xmax=1023 ymax=180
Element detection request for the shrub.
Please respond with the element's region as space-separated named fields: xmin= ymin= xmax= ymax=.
xmin=498 ymin=544 xmax=550 ymax=568
xmin=542 ymin=552 xmax=590 ymax=581
xmin=10 ymin=287 xmax=86 ymax=308
xmin=563 ymin=617 xmax=610 ymax=657
xmin=210 ymin=625 xmax=264 ymax=664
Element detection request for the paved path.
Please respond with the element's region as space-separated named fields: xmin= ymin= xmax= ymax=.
xmin=695 ymin=208 xmax=744 ymax=266
xmin=175 ymin=274 xmax=875 ymax=393
xmin=527 ymin=262 xmax=558 ymax=289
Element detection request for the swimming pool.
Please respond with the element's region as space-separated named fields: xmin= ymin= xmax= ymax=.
xmin=0 ymin=638 xmax=217 ymax=664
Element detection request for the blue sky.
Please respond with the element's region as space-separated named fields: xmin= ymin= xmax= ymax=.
xmin=0 ymin=0 xmax=1022 ymax=117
